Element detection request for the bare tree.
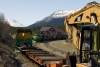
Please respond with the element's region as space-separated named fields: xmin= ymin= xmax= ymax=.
xmin=0 ymin=13 xmax=11 ymax=38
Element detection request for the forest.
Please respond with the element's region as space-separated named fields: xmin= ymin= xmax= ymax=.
xmin=11 ymin=25 xmax=66 ymax=35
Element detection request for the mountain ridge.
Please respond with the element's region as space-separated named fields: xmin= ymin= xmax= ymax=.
xmin=5 ymin=8 xmax=81 ymax=28
xmin=27 ymin=8 xmax=81 ymax=28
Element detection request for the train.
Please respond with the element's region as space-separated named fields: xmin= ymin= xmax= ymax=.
xmin=15 ymin=28 xmax=33 ymax=47
xmin=33 ymin=27 xmax=67 ymax=42
xmin=15 ymin=27 xmax=67 ymax=44
xmin=33 ymin=32 xmax=67 ymax=42
xmin=14 ymin=27 xmax=67 ymax=42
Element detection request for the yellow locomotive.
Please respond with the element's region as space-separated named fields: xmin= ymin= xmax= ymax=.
xmin=15 ymin=28 xmax=33 ymax=47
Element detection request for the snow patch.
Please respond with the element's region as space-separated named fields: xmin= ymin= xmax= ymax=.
xmin=51 ymin=8 xmax=81 ymax=18
xmin=5 ymin=18 xmax=23 ymax=27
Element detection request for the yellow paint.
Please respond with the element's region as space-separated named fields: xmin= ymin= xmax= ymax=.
xmin=64 ymin=2 xmax=100 ymax=51
xmin=76 ymin=63 xmax=89 ymax=67
xmin=64 ymin=2 xmax=100 ymax=66
xmin=93 ymin=29 xmax=100 ymax=51
xmin=93 ymin=31 xmax=97 ymax=51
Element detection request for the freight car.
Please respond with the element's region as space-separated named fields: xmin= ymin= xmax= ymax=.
xmin=33 ymin=32 xmax=67 ymax=42
xmin=33 ymin=27 xmax=67 ymax=42
xmin=15 ymin=28 xmax=33 ymax=47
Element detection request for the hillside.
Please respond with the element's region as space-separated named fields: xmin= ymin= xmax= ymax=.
xmin=0 ymin=14 xmax=22 ymax=67
xmin=0 ymin=39 xmax=21 ymax=67
xmin=28 ymin=17 xmax=64 ymax=28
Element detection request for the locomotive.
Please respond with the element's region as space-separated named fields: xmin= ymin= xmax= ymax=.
xmin=15 ymin=28 xmax=33 ymax=47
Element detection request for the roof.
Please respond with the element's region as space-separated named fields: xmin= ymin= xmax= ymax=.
xmin=40 ymin=27 xmax=51 ymax=31
xmin=53 ymin=27 xmax=62 ymax=32
xmin=40 ymin=27 xmax=62 ymax=32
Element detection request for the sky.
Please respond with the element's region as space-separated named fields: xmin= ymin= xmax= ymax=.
xmin=0 ymin=0 xmax=100 ymax=26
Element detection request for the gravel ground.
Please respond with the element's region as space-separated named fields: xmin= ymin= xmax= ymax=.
xmin=49 ymin=40 xmax=77 ymax=53
xmin=33 ymin=40 xmax=77 ymax=58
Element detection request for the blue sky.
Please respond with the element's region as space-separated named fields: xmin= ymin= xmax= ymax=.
xmin=0 ymin=0 xmax=100 ymax=26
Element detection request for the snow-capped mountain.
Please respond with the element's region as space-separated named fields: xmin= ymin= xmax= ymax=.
xmin=5 ymin=18 xmax=23 ymax=27
xmin=51 ymin=8 xmax=81 ymax=18
xmin=51 ymin=10 xmax=75 ymax=18
xmin=28 ymin=8 xmax=81 ymax=28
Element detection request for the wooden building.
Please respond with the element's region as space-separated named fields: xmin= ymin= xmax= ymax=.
xmin=40 ymin=27 xmax=67 ymax=40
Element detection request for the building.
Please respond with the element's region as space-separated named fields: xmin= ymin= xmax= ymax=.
xmin=40 ymin=27 xmax=67 ymax=40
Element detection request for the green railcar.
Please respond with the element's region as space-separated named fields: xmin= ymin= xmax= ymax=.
xmin=33 ymin=33 xmax=42 ymax=42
